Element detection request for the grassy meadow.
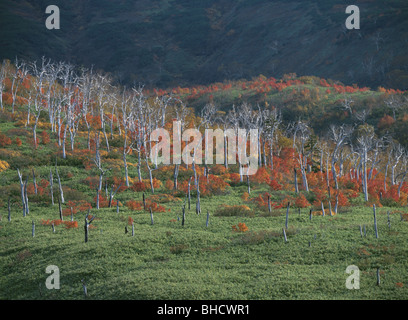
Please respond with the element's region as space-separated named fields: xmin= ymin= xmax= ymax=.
xmin=2 ymin=178 xmax=408 ymax=300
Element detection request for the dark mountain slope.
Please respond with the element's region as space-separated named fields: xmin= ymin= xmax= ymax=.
xmin=1 ymin=0 xmax=407 ymax=89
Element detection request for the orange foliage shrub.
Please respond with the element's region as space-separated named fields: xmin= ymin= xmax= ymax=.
xmin=15 ymin=137 xmax=22 ymax=146
xmin=94 ymin=194 xmax=109 ymax=208
xmin=40 ymin=131 xmax=50 ymax=144
xmin=145 ymin=200 xmax=167 ymax=212
xmin=0 ymin=132 xmax=12 ymax=147
xmin=334 ymin=191 xmax=350 ymax=207
xmin=143 ymin=178 xmax=163 ymax=190
xmin=131 ymin=181 xmax=147 ymax=192
xmin=250 ymin=167 xmax=270 ymax=184
xmin=111 ymin=176 xmax=128 ymax=192
xmin=41 ymin=219 xmax=79 ymax=229
xmin=232 ymin=222 xmax=249 ymax=232
xmin=39 ymin=179 xmax=50 ymax=189
xmin=165 ymin=179 xmax=174 ymax=190
xmin=221 ymin=172 xmax=241 ymax=185
xmin=26 ymin=184 xmax=45 ymax=196
xmin=295 ymin=193 xmax=311 ymax=208
xmin=84 ymin=176 xmax=100 ymax=190
xmin=64 ymin=200 xmax=92 ymax=215
xmin=210 ymin=164 xmax=227 ymax=175
xmin=63 ymin=221 xmax=79 ymax=229
xmin=126 ymin=200 xmax=143 ymax=211
xmin=241 ymin=191 xmax=250 ymax=201
xmin=268 ymin=179 xmax=283 ymax=191
xmin=378 ymin=114 xmax=395 ymax=129
xmin=199 ymin=175 xmax=229 ymax=196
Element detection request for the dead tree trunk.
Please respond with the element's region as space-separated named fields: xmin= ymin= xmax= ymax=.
xmin=373 ymin=204 xmax=379 ymax=239
xmin=84 ymin=210 xmax=96 ymax=243
xmin=294 ymin=168 xmax=299 ymax=193
xmin=17 ymin=169 xmax=26 ymax=216
xmin=285 ymin=202 xmax=290 ymax=230
xmin=24 ymin=178 xmax=29 ymax=215
xmin=187 ymin=177 xmax=192 ymax=210
xmin=55 ymin=167 xmax=64 ymax=204
xmin=58 ymin=197 xmax=63 ymax=221
xmin=96 ymin=189 xmax=99 ymax=209
xmin=150 ymin=208 xmax=154 ymax=225
xmin=49 ymin=169 xmax=54 ymax=205
xmin=32 ymin=169 xmax=38 ymax=195
xmin=108 ymin=183 xmax=122 ymax=208
xmin=196 ymin=176 xmax=201 ymax=215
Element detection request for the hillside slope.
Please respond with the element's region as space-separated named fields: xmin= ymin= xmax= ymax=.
xmin=1 ymin=0 xmax=408 ymax=89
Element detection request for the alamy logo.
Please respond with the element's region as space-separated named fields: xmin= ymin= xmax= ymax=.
xmin=45 ymin=5 xmax=60 ymax=30
xmin=45 ymin=265 xmax=60 ymax=289
xmin=345 ymin=265 xmax=360 ymax=290
xmin=150 ymin=121 xmax=259 ymax=175
xmin=345 ymin=5 xmax=360 ymax=30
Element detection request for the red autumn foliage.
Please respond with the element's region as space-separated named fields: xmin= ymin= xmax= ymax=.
xmin=125 ymin=199 xmax=167 ymax=212
xmin=0 ymin=132 xmax=12 ymax=147
xmin=38 ymin=179 xmax=50 ymax=189
xmin=145 ymin=200 xmax=167 ymax=212
xmin=15 ymin=137 xmax=22 ymax=146
xmin=250 ymin=167 xmax=270 ymax=184
xmin=377 ymin=114 xmax=395 ymax=129
xmin=41 ymin=219 xmax=79 ymax=229
xmin=40 ymin=131 xmax=50 ymax=145
xmin=131 ymin=181 xmax=147 ymax=192
xmin=126 ymin=200 xmax=143 ymax=211
xmin=63 ymin=221 xmax=79 ymax=229
xmin=84 ymin=176 xmax=100 ymax=190
xmin=333 ymin=191 xmax=350 ymax=207
xmin=232 ymin=222 xmax=249 ymax=232
xmin=268 ymin=179 xmax=283 ymax=191
xmin=70 ymin=200 xmax=92 ymax=212
xmin=295 ymin=193 xmax=311 ymax=208
xmin=27 ymin=184 xmax=45 ymax=196
xmin=165 ymin=179 xmax=174 ymax=190
xmin=94 ymin=194 xmax=109 ymax=208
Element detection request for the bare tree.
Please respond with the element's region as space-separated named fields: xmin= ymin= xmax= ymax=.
xmin=84 ymin=210 xmax=96 ymax=243
xmin=17 ymin=169 xmax=27 ymax=217
xmin=339 ymin=94 xmax=354 ymax=117
xmin=390 ymin=143 xmax=404 ymax=186
xmin=354 ymin=108 xmax=371 ymax=124
xmin=371 ymin=31 xmax=384 ymax=52
xmin=368 ymin=136 xmax=385 ymax=180
xmin=397 ymin=151 xmax=408 ymax=199
xmin=78 ymin=67 xmax=95 ymax=149
xmin=385 ymin=95 xmax=405 ymax=121
xmin=120 ymin=88 xmax=135 ymax=187
xmin=264 ymin=108 xmax=281 ymax=170
xmin=356 ymin=125 xmax=375 ymax=201
xmin=292 ymin=120 xmax=311 ymax=192
xmin=10 ymin=58 xmax=28 ymax=114
xmin=173 ymin=100 xmax=189 ymax=189
xmin=329 ymin=124 xmax=353 ymax=190
xmin=0 ymin=60 xmax=9 ymax=110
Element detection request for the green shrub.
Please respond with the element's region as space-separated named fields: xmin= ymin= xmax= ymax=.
xmin=214 ymin=204 xmax=255 ymax=217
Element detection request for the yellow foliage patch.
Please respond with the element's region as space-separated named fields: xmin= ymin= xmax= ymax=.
xmin=0 ymin=160 xmax=10 ymax=172
xmin=311 ymin=210 xmax=336 ymax=216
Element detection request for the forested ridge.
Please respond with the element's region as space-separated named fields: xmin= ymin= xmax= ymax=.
xmin=1 ymin=0 xmax=408 ymax=89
